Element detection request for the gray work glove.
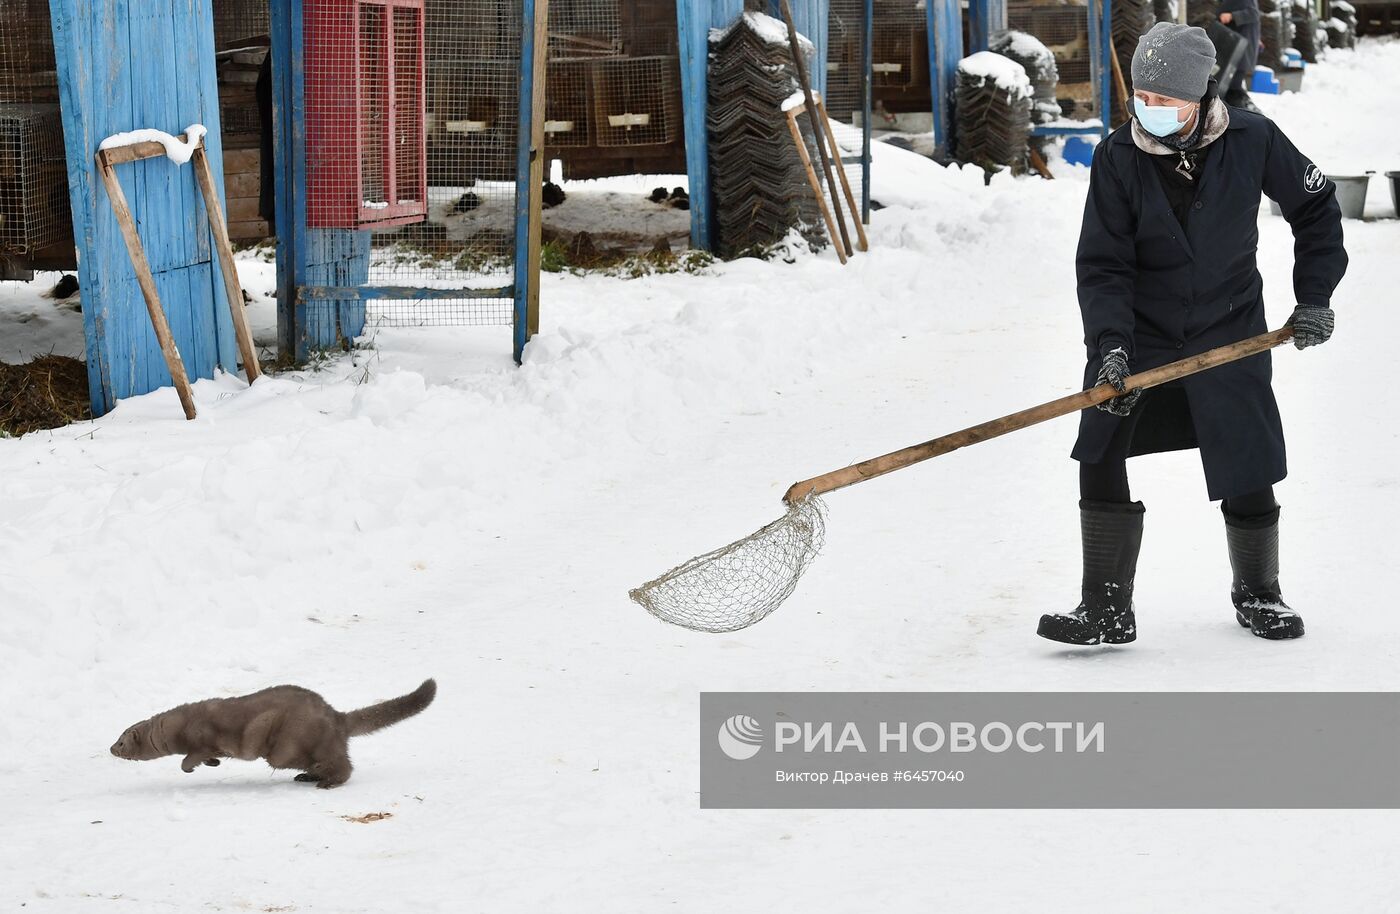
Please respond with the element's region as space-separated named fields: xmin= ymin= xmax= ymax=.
xmin=1095 ymin=347 xmax=1143 ymax=417
xmin=1287 ymin=304 xmax=1334 ymax=349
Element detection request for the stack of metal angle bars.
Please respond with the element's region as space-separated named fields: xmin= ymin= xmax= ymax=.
xmin=953 ymin=56 xmax=1032 ymax=175
xmin=706 ymin=11 xmax=825 ymax=258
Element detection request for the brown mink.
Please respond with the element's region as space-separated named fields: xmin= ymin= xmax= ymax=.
xmin=110 ymin=679 xmax=436 ymax=788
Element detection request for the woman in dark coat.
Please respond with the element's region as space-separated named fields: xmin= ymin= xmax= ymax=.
xmin=1218 ymin=0 xmax=1263 ymax=109
xmin=1038 ymin=23 xmax=1346 ymax=646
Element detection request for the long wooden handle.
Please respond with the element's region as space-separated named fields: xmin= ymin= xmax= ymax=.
xmin=816 ymin=99 xmax=869 ymax=253
xmin=783 ymin=327 xmax=1295 ymax=504
xmin=191 ymin=143 xmax=262 ymax=383
xmin=779 ymin=0 xmax=853 ymax=257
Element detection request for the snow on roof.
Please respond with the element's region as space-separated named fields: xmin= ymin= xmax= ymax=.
xmin=957 ymin=51 xmax=1032 ymax=100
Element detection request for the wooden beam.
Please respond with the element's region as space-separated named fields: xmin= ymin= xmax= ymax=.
xmin=298 ymin=285 xmax=514 ymax=302
xmin=190 ymin=144 xmax=262 ymax=383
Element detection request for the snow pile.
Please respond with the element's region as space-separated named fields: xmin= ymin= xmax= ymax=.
xmin=1000 ymin=30 xmax=1057 ymax=71
xmin=708 ymin=9 xmax=812 ymax=53
xmin=957 ymin=51 xmax=1033 ymax=100
xmin=98 ymin=124 xmax=207 ymax=165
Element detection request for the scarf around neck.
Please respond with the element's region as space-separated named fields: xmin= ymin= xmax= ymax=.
xmin=1130 ymin=96 xmax=1231 ymax=157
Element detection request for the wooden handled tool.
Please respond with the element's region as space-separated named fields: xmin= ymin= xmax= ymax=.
xmin=783 ymin=327 xmax=1295 ymax=504
xmin=779 ymin=0 xmax=854 ymax=258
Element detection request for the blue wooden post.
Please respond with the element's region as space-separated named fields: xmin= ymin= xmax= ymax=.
xmin=676 ymin=0 xmax=744 ymax=252
xmin=966 ymin=0 xmax=1007 ymax=53
xmin=926 ymin=0 xmax=963 ymax=151
xmin=50 ymin=0 xmax=238 ymax=416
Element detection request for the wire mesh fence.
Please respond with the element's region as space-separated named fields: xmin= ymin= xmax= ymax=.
xmin=869 ymin=0 xmax=929 ymax=113
xmin=825 ymin=0 xmax=865 ymax=122
xmin=302 ymin=0 xmax=521 ymax=327
xmin=1007 ymin=0 xmax=1100 ymax=121
xmin=547 ymin=0 xmax=686 ymax=182
xmin=0 ymin=0 xmax=70 ymax=263
xmin=214 ymin=0 xmax=271 ymax=50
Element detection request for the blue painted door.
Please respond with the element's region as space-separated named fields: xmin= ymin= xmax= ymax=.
xmin=51 ymin=0 xmax=238 ymax=416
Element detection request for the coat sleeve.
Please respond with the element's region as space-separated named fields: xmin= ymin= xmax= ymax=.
xmin=1217 ymin=0 xmax=1260 ymax=24
xmin=1076 ymin=141 xmax=1138 ymax=358
xmin=1261 ymin=121 xmax=1348 ymax=308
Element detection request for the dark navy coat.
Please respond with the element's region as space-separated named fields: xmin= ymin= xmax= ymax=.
xmin=1071 ymin=108 xmax=1347 ymax=500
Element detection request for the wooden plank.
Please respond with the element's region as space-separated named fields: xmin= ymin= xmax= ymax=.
xmin=96 ymin=149 xmax=197 ymax=419
xmin=526 ymin=0 xmax=548 ymax=338
xmin=226 ymin=196 xmax=264 ymax=220
xmin=192 ymin=143 xmax=262 ymax=382
xmin=224 ymin=171 xmax=262 ymax=198
xmin=785 ymin=106 xmax=847 ymax=264
xmin=815 ymin=98 xmax=869 ymax=252
xmin=223 ymin=147 xmax=262 ymax=171
xmin=228 ymin=218 xmax=271 ymax=239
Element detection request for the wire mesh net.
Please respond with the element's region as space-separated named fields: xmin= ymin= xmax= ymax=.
xmin=630 ymin=495 xmax=827 ymax=633
xmin=0 ymin=0 xmax=70 ymax=261
xmin=303 ymin=0 xmax=519 ymax=327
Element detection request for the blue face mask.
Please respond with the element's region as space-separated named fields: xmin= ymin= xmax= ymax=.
xmin=1134 ymin=97 xmax=1193 ymax=138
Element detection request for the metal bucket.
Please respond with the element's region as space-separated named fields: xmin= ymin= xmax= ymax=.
xmin=1330 ymin=174 xmax=1370 ymax=219
xmin=1277 ymin=67 xmax=1304 ymax=92
xmin=1387 ymin=171 xmax=1400 ymax=218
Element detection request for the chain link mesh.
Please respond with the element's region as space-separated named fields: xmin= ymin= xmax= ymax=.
xmin=630 ymin=496 xmax=827 ymax=633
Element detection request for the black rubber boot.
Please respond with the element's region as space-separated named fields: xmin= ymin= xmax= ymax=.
xmin=1038 ymin=500 xmax=1145 ymax=645
xmin=1224 ymin=506 xmax=1304 ymax=640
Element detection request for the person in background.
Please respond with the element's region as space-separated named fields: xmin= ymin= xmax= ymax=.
xmin=1037 ymin=22 xmax=1347 ymax=647
xmin=1218 ymin=0 xmax=1263 ymax=110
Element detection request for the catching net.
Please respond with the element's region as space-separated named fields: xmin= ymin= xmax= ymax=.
xmin=629 ymin=495 xmax=827 ymax=633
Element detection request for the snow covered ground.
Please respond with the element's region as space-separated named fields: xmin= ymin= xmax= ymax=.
xmin=2 ymin=39 xmax=1399 ymax=913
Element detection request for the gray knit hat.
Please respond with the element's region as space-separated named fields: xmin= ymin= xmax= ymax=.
xmin=1130 ymin=22 xmax=1216 ymax=101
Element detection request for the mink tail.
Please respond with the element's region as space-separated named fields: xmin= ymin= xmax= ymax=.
xmin=344 ymin=679 xmax=437 ymax=737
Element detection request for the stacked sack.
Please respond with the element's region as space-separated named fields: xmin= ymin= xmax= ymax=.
xmin=707 ymin=10 xmax=825 ymax=258
xmin=954 ymin=51 xmax=1032 ymax=175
